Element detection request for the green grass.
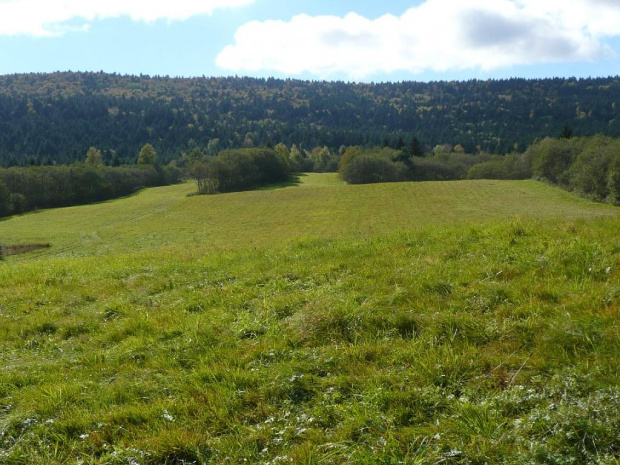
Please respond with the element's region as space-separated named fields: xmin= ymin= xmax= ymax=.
xmin=0 ymin=173 xmax=616 ymax=259
xmin=1 ymin=174 xmax=619 ymax=464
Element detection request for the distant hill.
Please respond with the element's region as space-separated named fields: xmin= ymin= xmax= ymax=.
xmin=1 ymin=72 xmax=620 ymax=166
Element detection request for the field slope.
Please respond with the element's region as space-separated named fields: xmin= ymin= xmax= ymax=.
xmin=1 ymin=175 xmax=619 ymax=464
xmin=0 ymin=173 xmax=616 ymax=259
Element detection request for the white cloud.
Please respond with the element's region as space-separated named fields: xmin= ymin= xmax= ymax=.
xmin=216 ymin=0 xmax=620 ymax=79
xmin=0 ymin=0 xmax=254 ymax=37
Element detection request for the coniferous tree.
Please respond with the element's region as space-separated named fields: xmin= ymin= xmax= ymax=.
xmin=409 ymin=137 xmax=425 ymax=157
xmin=561 ymin=124 xmax=573 ymax=139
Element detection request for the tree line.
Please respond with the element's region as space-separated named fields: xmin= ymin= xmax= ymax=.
xmin=0 ymin=144 xmax=181 ymax=217
xmin=527 ymin=136 xmax=620 ymax=204
xmin=2 ymin=72 xmax=620 ymax=167
xmin=2 ymin=134 xmax=618 ymax=220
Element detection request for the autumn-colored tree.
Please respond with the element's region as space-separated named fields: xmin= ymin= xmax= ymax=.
xmin=433 ymin=144 xmax=452 ymax=155
xmin=338 ymin=146 xmax=363 ymax=175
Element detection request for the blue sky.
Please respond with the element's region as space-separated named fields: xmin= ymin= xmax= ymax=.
xmin=0 ymin=0 xmax=619 ymax=82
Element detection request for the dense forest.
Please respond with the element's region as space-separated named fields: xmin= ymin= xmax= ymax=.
xmin=2 ymin=72 xmax=620 ymax=166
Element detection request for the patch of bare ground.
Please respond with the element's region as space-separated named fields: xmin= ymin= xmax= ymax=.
xmin=1 ymin=243 xmax=50 ymax=256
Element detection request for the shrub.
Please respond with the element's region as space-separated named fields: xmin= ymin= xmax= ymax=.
xmin=249 ymin=148 xmax=289 ymax=184
xmin=607 ymin=151 xmax=620 ymax=205
xmin=340 ymin=154 xmax=408 ymax=184
xmin=410 ymin=152 xmax=500 ymax=181
xmin=338 ymin=146 xmax=364 ymax=177
xmin=410 ymin=157 xmax=463 ymax=181
xmin=9 ymin=193 xmax=27 ymax=214
xmin=467 ymin=153 xmax=533 ymax=180
xmin=568 ymin=136 xmax=616 ymax=201
xmin=209 ymin=151 xmax=260 ymax=192
xmin=530 ymin=137 xmax=586 ymax=185
xmin=189 ymin=148 xmax=289 ymax=194
xmin=467 ymin=159 xmax=511 ymax=179
xmin=0 ymin=180 xmax=10 ymax=216
xmin=161 ymin=165 xmax=183 ymax=185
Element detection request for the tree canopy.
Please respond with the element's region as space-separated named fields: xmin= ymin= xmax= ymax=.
xmin=2 ymin=72 xmax=620 ymax=166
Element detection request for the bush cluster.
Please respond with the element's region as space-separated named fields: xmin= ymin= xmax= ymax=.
xmin=338 ymin=147 xmax=524 ymax=184
xmin=339 ymin=137 xmax=620 ymax=207
xmin=338 ymin=147 xmax=409 ymax=184
xmin=188 ymin=148 xmax=289 ymax=194
xmin=527 ymin=136 xmax=620 ymax=204
xmin=465 ymin=152 xmax=533 ymax=180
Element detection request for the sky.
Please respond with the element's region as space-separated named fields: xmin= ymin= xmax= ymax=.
xmin=0 ymin=0 xmax=620 ymax=82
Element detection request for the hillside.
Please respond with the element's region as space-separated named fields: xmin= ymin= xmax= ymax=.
xmin=1 ymin=176 xmax=619 ymax=463
xmin=2 ymin=72 xmax=620 ymax=166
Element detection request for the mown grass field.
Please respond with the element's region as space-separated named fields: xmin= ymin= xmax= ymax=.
xmin=1 ymin=173 xmax=616 ymax=259
xmin=1 ymin=174 xmax=619 ymax=464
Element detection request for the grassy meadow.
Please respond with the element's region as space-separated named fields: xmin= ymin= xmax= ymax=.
xmin=1 ymin=174 xmax=619 ymax=464
xmin=1 ymin=173 xmax=616 ymax=259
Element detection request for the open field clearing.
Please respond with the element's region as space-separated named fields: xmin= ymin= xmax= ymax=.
xmin=1 ymin=175 xmax=619 ymax=463
xmin=0 ymin=173 xmax=617 ymax=260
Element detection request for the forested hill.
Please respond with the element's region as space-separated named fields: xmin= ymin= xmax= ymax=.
xmin=2 ymin=72 xmax=620 ymax=166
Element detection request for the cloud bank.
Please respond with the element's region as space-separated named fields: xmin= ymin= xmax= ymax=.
xmin=216 ymin=0 xmax=620 ymax=79
xmin=0 ymin=0 xmax=254 ymax=37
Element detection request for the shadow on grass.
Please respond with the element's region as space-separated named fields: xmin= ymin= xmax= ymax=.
xmin=188 ymin=173 xmax=309 ymax=196
xmin=257 ymin=173 xmax=307 ymax=191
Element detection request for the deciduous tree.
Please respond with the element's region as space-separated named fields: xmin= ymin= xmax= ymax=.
xmin=85 ymin=147 xmax=103 ymax=166
xmin=138 ymin=144 xmax=157 ymax=166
